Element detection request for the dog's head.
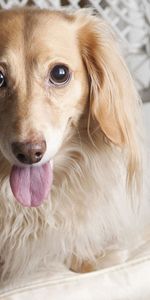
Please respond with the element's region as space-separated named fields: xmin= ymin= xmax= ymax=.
xmin=0 ymin=9 xmax=141 ymax=207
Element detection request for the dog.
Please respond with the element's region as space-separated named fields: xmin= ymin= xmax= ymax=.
xmin=0 ymin=7 xmax=150 ymax=284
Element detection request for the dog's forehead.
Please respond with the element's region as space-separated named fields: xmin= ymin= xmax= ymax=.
xmin=0 ymin=10 xmax=80 ymax=65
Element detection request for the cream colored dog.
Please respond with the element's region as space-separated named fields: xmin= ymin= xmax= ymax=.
xmin=0 ymin=8 xmax=150 ymax=283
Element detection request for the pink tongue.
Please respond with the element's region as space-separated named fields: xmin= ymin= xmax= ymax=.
xmin=10 ymin=163 xmax=53 ymax=207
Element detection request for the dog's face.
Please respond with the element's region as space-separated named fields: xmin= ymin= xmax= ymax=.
xmin=0 ymin=9 xmax=140 ymax=207
xmin=0 ymin=10 xmax=89 ymax=167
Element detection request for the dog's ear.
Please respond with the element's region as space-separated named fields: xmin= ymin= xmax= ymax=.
xmin=76 ymin=12 xmax=141 ymax=183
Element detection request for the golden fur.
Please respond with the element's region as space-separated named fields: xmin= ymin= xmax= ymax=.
xmin=0 ymin=8 xmax=149 ymax=284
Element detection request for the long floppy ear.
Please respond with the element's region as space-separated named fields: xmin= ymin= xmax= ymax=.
xmin=76 ymin=12 xmax=142 ymax=184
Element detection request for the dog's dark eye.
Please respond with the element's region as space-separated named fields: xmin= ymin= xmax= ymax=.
xmin=0 ymin=71 xmax=6 ymax=88
xmin=49 ymin=65 xmax=71 ymax=86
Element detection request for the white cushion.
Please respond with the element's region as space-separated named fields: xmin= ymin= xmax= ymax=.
xmin=0 ymin=254 xmax=150 ymax=300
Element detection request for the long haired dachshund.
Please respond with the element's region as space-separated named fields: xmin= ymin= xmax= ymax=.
xmin=0 ymin=8 xmax=149 ymax=283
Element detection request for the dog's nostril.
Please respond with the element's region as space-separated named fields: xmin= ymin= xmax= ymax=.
xmin=35 ymin=152 xmax=42 ymax=158
xmin=17 ymin=153 xmax=28 ymax=163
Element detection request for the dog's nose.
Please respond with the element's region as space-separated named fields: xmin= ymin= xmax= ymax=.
xmin=12 ymin=140 xmax=46 ymax=164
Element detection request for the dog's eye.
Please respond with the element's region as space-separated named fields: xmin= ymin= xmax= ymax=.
xmin=49 ymin=65 xmax=71 ymax=86
xmin=0 ymin=71 xmax=6 ymax=88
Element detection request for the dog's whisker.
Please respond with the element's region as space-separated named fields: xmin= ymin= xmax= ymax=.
xmin=90 ymin=125 xmax=101 ymax=136
xmin=77 ymin=128 xmax=83 ymax=154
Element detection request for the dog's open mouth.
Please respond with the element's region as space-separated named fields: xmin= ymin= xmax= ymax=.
xmin=9 ymin=163 xmax=53 ymax=207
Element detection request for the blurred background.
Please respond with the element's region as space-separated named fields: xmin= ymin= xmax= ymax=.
xmin=0 ymin=0 xmax=150 ymax=125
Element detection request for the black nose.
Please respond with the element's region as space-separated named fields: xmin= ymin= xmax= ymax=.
xmin=12 ymin=140 xmax=46 ymax=164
